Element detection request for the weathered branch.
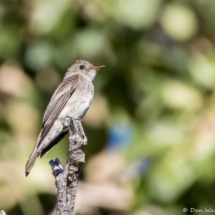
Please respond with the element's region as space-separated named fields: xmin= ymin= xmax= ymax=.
xmin=49 ymin=118 xmax=87 ymax=215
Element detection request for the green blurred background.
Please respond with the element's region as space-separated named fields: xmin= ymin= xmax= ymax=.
xmin=1 ymin=0 xmax=215 ymax=214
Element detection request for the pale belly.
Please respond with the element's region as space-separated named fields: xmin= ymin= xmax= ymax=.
xmin=58 ymin=85 xmax=93 ymax=122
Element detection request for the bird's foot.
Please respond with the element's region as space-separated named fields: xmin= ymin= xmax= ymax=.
xmin=66 ymin=116 xmax=87 ymax=146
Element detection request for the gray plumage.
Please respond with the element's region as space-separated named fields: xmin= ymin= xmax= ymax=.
xmin=25 ymin=60 xmax=105 ymax=176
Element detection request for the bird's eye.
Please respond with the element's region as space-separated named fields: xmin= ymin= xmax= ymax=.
xmin=80 ymin=65 xmax=84 ymax=69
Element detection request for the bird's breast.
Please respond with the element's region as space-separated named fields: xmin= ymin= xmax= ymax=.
xmin=58 ymin=78 xmax=94 ymax=121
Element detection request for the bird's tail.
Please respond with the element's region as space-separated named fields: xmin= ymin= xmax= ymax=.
xmin=25 ymin=147 xmax=39 ymax=177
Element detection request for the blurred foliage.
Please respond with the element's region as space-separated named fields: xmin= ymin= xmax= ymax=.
xmin=1 ymin=0 xmax=215 ymax=215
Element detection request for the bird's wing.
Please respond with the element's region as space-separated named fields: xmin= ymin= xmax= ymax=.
xmin=38 ymin=74 xmax=80 ymax=147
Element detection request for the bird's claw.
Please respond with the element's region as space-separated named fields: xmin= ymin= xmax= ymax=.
xmin=66 ymin=116 xmax=87 ymax=147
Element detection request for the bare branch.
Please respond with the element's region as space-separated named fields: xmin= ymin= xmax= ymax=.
xmin=49 ymin=118 xmax=87 ymax=215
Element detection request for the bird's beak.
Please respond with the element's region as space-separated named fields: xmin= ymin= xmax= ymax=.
xmin=93 ymin=65 xmax=105 ymax=72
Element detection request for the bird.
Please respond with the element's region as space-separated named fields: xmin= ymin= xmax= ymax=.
xmin=25 ymin=59 xmax=105 ymax=176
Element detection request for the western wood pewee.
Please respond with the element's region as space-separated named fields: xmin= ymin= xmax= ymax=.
xmin=25 ymin=60 xmax=105 ymax=176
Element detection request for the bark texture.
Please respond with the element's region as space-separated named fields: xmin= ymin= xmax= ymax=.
xmin=49 ymin=118 xmax=87 ymax=215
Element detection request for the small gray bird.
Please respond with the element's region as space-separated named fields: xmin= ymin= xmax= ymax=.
xmin=25 ymin=60 xmax=104 ymax=176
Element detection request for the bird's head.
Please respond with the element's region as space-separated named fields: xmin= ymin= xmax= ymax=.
xmin=65 ymin=59 xmax=105 ymax=81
